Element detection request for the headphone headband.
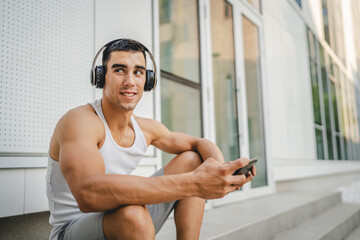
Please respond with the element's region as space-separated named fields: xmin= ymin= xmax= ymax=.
xmin=91 ymin=38 xmax=157 ymax=91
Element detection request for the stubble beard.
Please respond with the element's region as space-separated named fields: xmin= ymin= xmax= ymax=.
xmin=117 ymin=101 xmax=137 ymax=111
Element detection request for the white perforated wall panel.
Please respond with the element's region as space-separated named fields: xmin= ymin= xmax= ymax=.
xmin=0 ymin=0 xmax=94 ymax=153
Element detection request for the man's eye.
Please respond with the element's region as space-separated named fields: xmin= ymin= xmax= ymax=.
xmin=135 ymin=70 xmax=144 ymax=75
xmin=115 ymin=69 xmax=124 ymax=73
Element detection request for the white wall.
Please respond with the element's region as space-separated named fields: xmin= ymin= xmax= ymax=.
xmin=263 ymin=0 xmax=316 ymax=162
xmin=0 ymin=0 xmax=94 ymax=154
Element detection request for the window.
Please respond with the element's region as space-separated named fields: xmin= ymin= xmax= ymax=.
xmin=321 ymin=0 xmax=346 ymax=64
xmin=340 ymin=72 xmax=350 ymax=160
xmin=331 ymin=65 xmax=343 ymax=159
xmin=351 ymin=0 xmax=360 ymax=80
xmin=321 ymin=49 xmax=334 ymax=160
xmin=344 ymin=79 xmax=360 ymax=160
xmin=242 ymin=16 xmax=267 ymax=187
xmin=294 ymin=0 xmax=302 ymax=8
xmin=308 ymin=31 xmax=321 ymax=125
xmin=161 ymin=73 xmax=202 ymax=139
xmin=307 ymin=29 xmax=360 ymax=160
xmin=350 ymin=0 xmax=360 ymax=158
xmin=322 ymin=0 xmax=330 ymax=44
xmin=159 ymin=0 xmax=202 ymax=166
xmin=159 ymin=0 xmax=200 ymax=83
xmin=307 ymin=30 xmax=324 ymax=159
xmin=210 ymin=0 xmax=240 ymax=163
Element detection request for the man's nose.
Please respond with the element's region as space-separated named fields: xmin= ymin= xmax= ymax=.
xmin=123 ymin=72 xmax=136 ymax=86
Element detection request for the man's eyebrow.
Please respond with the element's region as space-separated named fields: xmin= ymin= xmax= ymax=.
xmin=135 ymin=65 xmax=146 ymax=70
xmin=111 ymin=63 xmax=127 ymax=69
xmin=111 ymin=64 xmax=146 ymax=71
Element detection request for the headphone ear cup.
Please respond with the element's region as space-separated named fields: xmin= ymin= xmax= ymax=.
xmin=144 ymin=70 xmax=155 ymax=91
xmin=94 ymin=66 xmax=105 ymax=88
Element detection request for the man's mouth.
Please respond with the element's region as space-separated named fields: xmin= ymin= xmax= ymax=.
xmin=121 ymin=92 xmax=136 ymax=97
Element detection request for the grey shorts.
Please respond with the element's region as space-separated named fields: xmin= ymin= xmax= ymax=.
xmin=50 ymin=168 xmax=176 ymax=240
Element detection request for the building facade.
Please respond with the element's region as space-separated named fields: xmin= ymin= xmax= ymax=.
xmin=0 ymin=0 xmax=360 ymax=220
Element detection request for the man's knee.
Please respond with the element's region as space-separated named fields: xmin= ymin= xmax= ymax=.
xmin=103 ymin=205 xmax=155 ymax=239
xmin=164 ymin=151 xmax=203 ymax=175
xmin=119 ymin=205 xmax=152 ymax=226
xmin=180 ymin=151 xmax=203 ymax=170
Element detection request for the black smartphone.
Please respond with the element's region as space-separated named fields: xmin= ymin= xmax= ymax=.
xmin=232 ymin=158 xmax=257 ymax=176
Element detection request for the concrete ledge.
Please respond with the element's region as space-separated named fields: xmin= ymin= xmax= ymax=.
xmin=0 ymin=156 xmax=48 ymax=168
xmin=273 ymin=159 xmax=360 ymax=182
xmin=276 ymin=171 xmax=360 ymax=193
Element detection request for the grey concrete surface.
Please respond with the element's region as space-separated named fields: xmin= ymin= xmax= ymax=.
xmin=156 ymin=191 xmax=342 ymax=240
xmin=271 ymin=203 xmax=360 ymax=240
xmin=0 ymin=211 xmax=52 ymax=240
xmin=345 ymin=224 xmax=360 ymax=240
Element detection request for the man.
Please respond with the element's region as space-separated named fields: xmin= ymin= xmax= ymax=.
xmin=46 ymin=39 xmax=256 ymax=240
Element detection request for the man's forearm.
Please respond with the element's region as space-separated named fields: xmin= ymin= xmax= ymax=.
xmin=76 ymin=172 xmax=195 ymax=213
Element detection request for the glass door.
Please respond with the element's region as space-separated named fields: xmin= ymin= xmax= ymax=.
xmin=211 ymin=0 xmax=272 ymax=206
xmin=210 ymin=0 xmax=240 ymax=164
xmin=241 ymin=15 xmax=267 ymax=188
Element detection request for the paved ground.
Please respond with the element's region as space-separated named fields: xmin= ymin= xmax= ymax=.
xmin=337 ymin=180 xmax=360 ymax=203
xmin=156 ymin=180 xmax=360 ymax=240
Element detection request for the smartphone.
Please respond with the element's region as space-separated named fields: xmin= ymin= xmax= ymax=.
xmin=232 ymin=158 xmax=257 ymax=176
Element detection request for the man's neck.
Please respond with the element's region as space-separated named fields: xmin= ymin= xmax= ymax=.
xmin=101 ymin=98 xmax=134 ymax=133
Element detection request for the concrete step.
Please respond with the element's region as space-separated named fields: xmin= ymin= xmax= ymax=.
xmin=271 ymin=203 xmax=360 ymax=240
xmin=345 ymin=224 xmax=360 ymax=240
xmin=156 ymin=191 xmax=342 ymax=240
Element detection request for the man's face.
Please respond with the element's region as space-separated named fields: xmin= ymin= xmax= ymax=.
xmin=103 ymin=51 xmax=146 ymax=111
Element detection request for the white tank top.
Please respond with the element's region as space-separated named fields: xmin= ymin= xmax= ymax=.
xmin=46 ymin=99 xmax=148 ymax=226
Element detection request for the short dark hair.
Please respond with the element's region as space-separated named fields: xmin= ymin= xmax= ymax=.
xmin=102 ymin=39 xmax=147 ymax=73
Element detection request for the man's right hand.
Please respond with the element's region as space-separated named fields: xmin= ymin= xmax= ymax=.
xmin=191 ymin=158 xmax=255 ymax=199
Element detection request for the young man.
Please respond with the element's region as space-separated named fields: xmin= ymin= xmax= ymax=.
xmin=46 ymin=39 xmax=256 ymax=240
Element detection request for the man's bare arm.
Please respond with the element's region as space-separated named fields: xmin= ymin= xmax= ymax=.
xmin=56 ymin=110 xmax=250 ymax=213
xmin=140 ymin=118 xmax=225 ymax=163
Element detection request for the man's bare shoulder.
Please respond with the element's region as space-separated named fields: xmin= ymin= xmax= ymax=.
xmin=133 ymin=115 xmax=168 ymax=143
xmin=133 ymin=116 xmax=163 ymax=131
xmin=49 ymin=104 xmax=105 ymax=160
xmin=54 ymin=104 xmax=105 ymax=143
